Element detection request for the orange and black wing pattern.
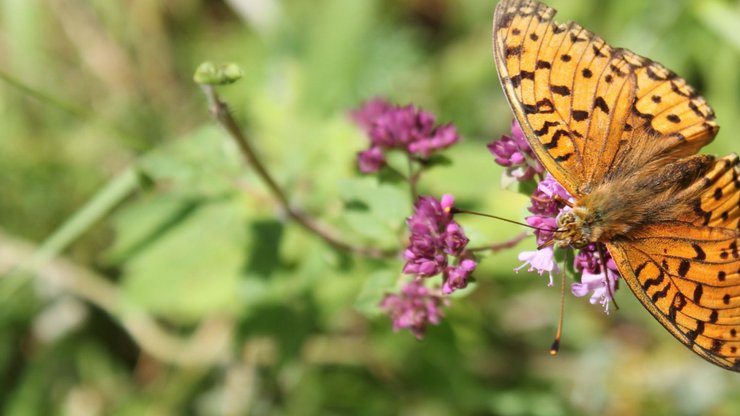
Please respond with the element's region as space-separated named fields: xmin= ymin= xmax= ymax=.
xmin=492 ymin=0 xmax=718 ymax=195
xmin=608 ymin=155 xmax=740 ymax=371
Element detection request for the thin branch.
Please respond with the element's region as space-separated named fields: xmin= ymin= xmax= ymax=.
xmin=200 ymin=85 xmax=396 ymax=259
xmin=406 ymin=155 xmax=419 ymax=202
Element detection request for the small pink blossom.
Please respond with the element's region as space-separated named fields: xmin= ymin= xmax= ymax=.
xmin=380 ymin=280 xmax=447 ymax=339
xmin=515 ymin=246 xmax=560 ymax=286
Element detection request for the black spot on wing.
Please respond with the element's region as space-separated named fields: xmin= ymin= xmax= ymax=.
xmin=692 ymin=243 xmax=706 ymax=261
xmin=714 ymin=187 xmax=723 ymax=200
xmin=544 ymin=129 xmax=572 ymax=149
xmin=593 ymin=97 xmax=610 ymax=114
xmin=678 ymin=259 xmax=690 ymax=277
xmin=533 ymin=121 xmax=561 ymax=136
xmin=572 ymin=110 xmax=589 ymax=121
xmin=551 ymin=85 xmax=571 ymax=96
xmin=667 ymin=114 xmax=681 ymax=124
xmin=693 ymin=284 xmax=703 ymax=304
xmin=569 ymin=32 xmax=586 ymax=43
xmin=642 ymin=268 xmax=664 ymax=290
xmin=506 ymin=45 xmax=523 ymax=57
xmin=592 ymin=44 xmax=607 ymax=57
xmin=651 ymin=283 xmax=670 ymax=302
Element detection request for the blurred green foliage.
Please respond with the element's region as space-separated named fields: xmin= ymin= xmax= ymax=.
xmin=1 ymin=0 xmax=740 ymax=414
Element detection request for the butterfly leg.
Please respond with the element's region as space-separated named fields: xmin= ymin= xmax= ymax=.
xmin=552 ymin=194 xmax=574 ymax=208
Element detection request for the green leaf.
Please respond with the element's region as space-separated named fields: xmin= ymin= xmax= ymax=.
xmin=355 ymin=269 xmax=399 ymax=316
xmin=121 ymin=199 xmax=246 ymax=323
xmin=338 ymin=176 xmax=408 ymax=245
xmin=136 ymin=125 xmax=242 ymax=198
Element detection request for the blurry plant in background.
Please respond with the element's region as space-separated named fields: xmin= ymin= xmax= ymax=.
xmin=1 ymin=0 xmax=740 ymax=415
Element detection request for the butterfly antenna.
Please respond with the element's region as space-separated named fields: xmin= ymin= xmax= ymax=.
xmin=550 ymin=249 xmax=568 ymax=356
xmin=451 ymin=208 xmax=557 ymax=233
xmin=597 ymin=244 xmax=619 ymax=310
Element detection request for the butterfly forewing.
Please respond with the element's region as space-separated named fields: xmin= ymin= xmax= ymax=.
xmin=493 ymin=0 xmax=719 ymax=195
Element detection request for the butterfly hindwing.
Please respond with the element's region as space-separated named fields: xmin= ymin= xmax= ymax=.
xmin=607 ymin=155 xmax=740 ymax=371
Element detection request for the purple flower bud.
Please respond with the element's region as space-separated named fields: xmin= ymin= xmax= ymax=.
xmin=488 ymin=120 xmax=544 ymax=182
xmin=357 ymin=146 xmax=386 ymax=173
xmin=380 ymin=279 xmax=447 ymax=339
xmin=349 ymin=98 xmax=393 ymax=133
xmin=571 ymin=244 xmax=620 ymax=313
xmin=442 ymin=259 xmax=476 ymax=294
xmin=443 ymin=222 xmax=468 ymax=256
xmin=573 ymin=244 xmax=601 ymax=274
xmin=370 ymin=106 xmax=436 ymax=149
xmin=440 ymin=194 xmax=455 ymax=213
xmin=525 ymin=215 xmax=557 ymax=246
xmin=407 ymin=124 xmax=460 ymax=157
xmin=487 ymin=135 xmax=523 ymax=167
xmin=524 ymin=175 xmax=573 ymax=245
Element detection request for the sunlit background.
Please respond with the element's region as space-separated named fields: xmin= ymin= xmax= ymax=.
xmin=1 ymin=0 xmax=739 ymax=414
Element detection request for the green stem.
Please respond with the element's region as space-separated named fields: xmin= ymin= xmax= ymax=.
xmin=2 ymin=168 xmax=139 ymax=296
xmin=200 ymin=85 xmax=396 ymax=259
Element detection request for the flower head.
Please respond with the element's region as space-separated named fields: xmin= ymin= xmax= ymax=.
xmin=403 ymin=195 xmax=470 ymax=278
xmin=350 ymin=99 xmax=461 ymax=172
xmin=442 ymin=259 xmax=476 ymax=294
xmin=488 ymin=120 xmax=544 ymax=182
xmin=349 ymin=98 xmax=393 ymax=133
xmin=526 ymin=175 xmax=571 ymax=245
xmin=357 ymin=146 xmax=386 ymax=173
xmin=571 ymin=244 xmax=620 ymax=313
xmin=380 ymin=279 xmax=447 ymax=339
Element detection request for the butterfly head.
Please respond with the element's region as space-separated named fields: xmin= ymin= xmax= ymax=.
xmin=553 ymin=207 xmax=592 ymax=249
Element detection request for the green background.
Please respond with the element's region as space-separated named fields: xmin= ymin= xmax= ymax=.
xmin=1 ymin=0 xmax=739 ymax=414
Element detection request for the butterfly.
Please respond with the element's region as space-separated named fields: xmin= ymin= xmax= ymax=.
xmin=493 ymin=0 xmax=740 ymax=372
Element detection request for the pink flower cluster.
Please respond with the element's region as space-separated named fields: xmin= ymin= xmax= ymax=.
xmin=379 ymin=280 xmax=447 ymax=340
xmin=402 ymin=195 xmax=476 ymax=294
xmin=381 ymin=194 xmax=477 ymax=339
xmin=350 ymin=99 xmax=460 ymax=173
xmin=487 ymin=120 xmax=544 ymax=182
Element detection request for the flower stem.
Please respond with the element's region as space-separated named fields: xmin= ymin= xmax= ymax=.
xmin=200 ymin=85 xmax=395 ymax=259
xmin=406 ymin=156 xmax=419 ymax=202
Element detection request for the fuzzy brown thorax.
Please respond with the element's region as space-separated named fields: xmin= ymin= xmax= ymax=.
xmin=551 ymin=153 xmax=717 ymax=249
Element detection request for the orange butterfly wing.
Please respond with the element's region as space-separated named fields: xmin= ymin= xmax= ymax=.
xmin=493 ymin=0 xmax=738 ymax=371
xmin=608 ymin=155 xmax=740 ymax=371
xmin=492 ymin=0 xmax=718 ymax=196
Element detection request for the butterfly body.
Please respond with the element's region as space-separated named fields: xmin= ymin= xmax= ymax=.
xmin=555 ymin=151 xmax=718 ymax=248
xmin=493 ymin=0 xmax=740 ymax=371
